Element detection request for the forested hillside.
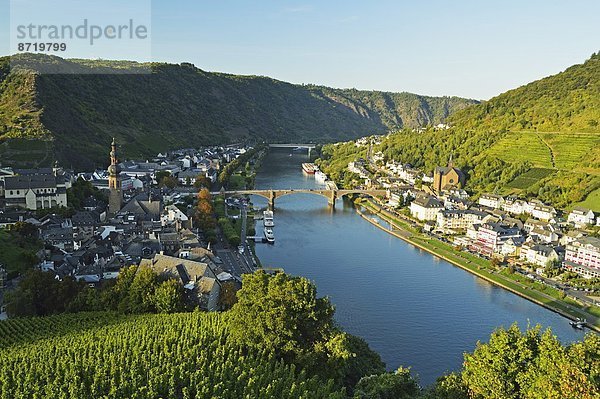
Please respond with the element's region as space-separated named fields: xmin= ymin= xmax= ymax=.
xmin=0 ymin=54 xmax=476 ymax=169
xmin=320 ymin=53 xmax=600 ymax=209
xmin=449 ymin=52 xmax=600 ymax=132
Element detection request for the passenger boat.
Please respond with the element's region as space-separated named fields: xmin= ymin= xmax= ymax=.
xmin=264 ymin=227 xmax=275 ymax=243
xmin=302 ymin=163 xmax=316 ymax=174
xmin=263 ymin=210 xmax=274 ymax=227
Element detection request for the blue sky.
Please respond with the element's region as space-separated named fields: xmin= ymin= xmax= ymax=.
xmin=1 ymin=0 xmax=599 ymax=99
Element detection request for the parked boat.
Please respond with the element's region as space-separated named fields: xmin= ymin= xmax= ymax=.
xmin=569 ymin=318 xmax=586 ymax=329
xmin=315 ymin=170 xmax=328 ymax=183
xmin=264 ymin=227 xmax=275 ymax=243
xmin=263 ymin=210 xmax=274 ymax=227
xmin=302 ymin=163 xmax=316 ymax=174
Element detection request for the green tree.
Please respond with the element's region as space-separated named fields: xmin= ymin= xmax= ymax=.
xmin=230 ymin=271 xmax=335 ymax=357
xmin=153 ymin=279 xmax=184 ymax=313
xmin=462 ymin=324 xmax=542 ymax=399
xmin=353 ymin=367 xmax=420 ymax=399
xmin=123 ymin=266 xmax=159 ymax=313
xmin=217 ymin=281 xmax=238 ymax=310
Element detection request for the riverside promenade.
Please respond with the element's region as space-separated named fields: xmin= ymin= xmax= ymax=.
xmin=356 ymin=200 xmax=600 ymax=333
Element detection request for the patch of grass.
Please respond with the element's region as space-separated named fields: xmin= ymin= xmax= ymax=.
xmin=573 ymin=187 xmax=600 ymax=212
xmin=540 ymin=132 xmax=600 ymax=172
xmin=487 ymin=131 xmax=600 ymax=174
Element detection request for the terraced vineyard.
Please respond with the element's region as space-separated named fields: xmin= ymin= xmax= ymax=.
xmin=506 ymin=167 xmax=556 ymax=190
xmin=487 ymin=131 xmax=600 ymax=173
xmin=0 ymin=311 xmax=344 ymax=398
xmin=539 ymin=132 xmax=600 ymax=172
xmin=486 ymin=131 xmax=554 ymax=168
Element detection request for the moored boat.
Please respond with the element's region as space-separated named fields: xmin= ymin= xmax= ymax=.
xmin=263 ymin=210 xmax=274 ymax=227
xmin=264 ymin=227 xmax=275 ymax=243
xmin=569 ymin=318 xmax=586 ymax=329
xmin=302 ymin=163 xmax=316 ymax=174
xmin=315 ymin=170 xmax=327 ymax=183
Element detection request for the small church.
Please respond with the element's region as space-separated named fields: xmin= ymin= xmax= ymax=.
xmin=433 ymin=157 xmax=465 ymax=194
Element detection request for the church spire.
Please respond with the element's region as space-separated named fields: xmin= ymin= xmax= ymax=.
xmin=108 ymin=138 xmax=123 ymax=217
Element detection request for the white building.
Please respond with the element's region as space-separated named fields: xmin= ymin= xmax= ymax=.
xmin=478 ymin=193 xmax=504 ymax=209
xmin=567 ymin=207 xmax=595 ymax=228
xmin=3 ymin=169 xmax=70 ymax=210
xmin=437 ymin=209 xmax=487 ymax=232
xmin=531 ymin=204 xmax=557 ymax=222
xmin=502 ymin=198 xmax=527 ymax=215
xmin=520 ymin=243 xmax=560 ymax=267
xmin=564 ymin=237 xmax=600 ymax=279
xmin=410 ymin=195 xmax=443 ymax=221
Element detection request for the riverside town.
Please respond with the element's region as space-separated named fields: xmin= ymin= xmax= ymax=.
xmin=0 ymin=1 xmax=599 ymax=398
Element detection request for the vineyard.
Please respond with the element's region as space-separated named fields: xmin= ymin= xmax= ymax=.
xmin=506 ymin=167 xmax=556 ymax=190
xmin=0 ymin=311 xmax=345 ymax=398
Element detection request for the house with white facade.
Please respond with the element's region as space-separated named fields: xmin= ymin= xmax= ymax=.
xmin=520 ymin=243 xmax=560 ymax=267
xmin=567 ymin=207 xmax=595 ymax=228
xmin=478 ymin=193 xmax=504 ymax=209
xmin=3 ymin=168 xmax=70 ymax=210
xmin=532 ymin=204 xmax=557 ymax=222
xmin=410 ymin=195 xmax=443 ymax=221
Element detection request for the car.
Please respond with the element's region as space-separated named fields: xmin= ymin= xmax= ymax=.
xmin=238 ymin=245 xmax=245 ymax=254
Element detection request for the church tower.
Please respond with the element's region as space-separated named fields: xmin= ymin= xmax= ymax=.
xmin=108 ymin=138 xmax=123 ymax=216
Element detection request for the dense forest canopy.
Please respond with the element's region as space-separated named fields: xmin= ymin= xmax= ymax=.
xmin=0 ymin=54 xmax=476 ymax=169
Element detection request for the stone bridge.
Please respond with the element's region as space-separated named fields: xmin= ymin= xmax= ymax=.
xmin=211 ymin=189 xmax=387 ymax=209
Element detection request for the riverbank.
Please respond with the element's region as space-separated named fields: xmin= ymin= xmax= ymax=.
xmin=355 ymin=199 xmax=600 ymax=333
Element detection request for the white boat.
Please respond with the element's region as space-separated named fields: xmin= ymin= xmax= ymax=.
xmin=569 ymin=318 xmax=586 ymax=329
xmin=264 ymin=227 xmax=275 ymax=243
xmin=315 ymin=170 xmax=327 ymax=183
xmin=263 ymin=210 xmax=274 ymax=227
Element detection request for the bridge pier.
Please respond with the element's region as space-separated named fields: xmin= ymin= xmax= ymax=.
xmin=268 ymin=190 xmax=275 ymax=210
xmin=328 ymin=190 xmax=337 ymax=208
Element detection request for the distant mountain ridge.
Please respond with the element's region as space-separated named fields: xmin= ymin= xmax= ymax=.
xmin=0 ymin=54 xmax=476 ymax=169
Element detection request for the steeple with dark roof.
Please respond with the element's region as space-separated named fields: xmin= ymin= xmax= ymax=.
xmin=108 ymin=138 xmax=123 ymax=217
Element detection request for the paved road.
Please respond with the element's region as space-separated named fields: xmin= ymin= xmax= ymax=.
xmin=216 ymin=249 xmax=242 ymax=276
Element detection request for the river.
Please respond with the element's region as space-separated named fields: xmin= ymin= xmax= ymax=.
xmin=252 ymin=149 xmax=587 ymax=386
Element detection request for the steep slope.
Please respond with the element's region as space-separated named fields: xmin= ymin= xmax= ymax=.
xmin=449 ymin=52 xmax=600 ymax=132
xmin=0 ymin=54 xmax=476 ymax=169
xmin=320 ymin=53 xmax=600 ymax=209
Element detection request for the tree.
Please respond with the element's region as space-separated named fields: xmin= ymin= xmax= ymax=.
xmin=217 ymin=281 xmax=238 ymax=310
xmin=159 ymin=175 xmax=178 ymax=189
xmin=353 ymin=367 xmax=420 ymax=399
xmin=462 ymin=324 xmax=542 ymax=399
xmin=123 ymin=266 xmax=159 ymax=313
xmin=544 ymin=259 xmax=562 ymax=278
xmin=197 ymin=188 xmax=212 ymax=202
xmin=193 ymin=175 xmax=211 ymax=189
xmin=153 ymin=279 xmax=184 ymax=313
xmin=4 ymin=270 xmax=83 ymax=317
xmin=9 ymin=222 xmax=38 ymax=240
xmin=229 ymin=271 xmax=384 ymax=390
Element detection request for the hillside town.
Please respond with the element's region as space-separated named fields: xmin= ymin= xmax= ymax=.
xmin=344 ymin=137 xmax=600 ymax=285
xmin=0 ymin=140 xmax=259 ymax=313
